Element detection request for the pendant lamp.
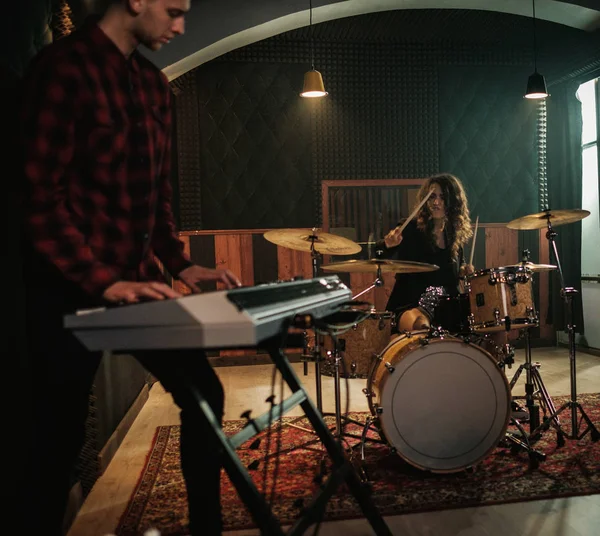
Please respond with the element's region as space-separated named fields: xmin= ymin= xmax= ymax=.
xmin=300 ymin=0 xmax=328 ymax=98
xmin=524 ymin=0 xmax=549 ymax=99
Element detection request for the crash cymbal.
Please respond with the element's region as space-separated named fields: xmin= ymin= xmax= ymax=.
xmin=321 ymin=258 xmax=439 ymax=274
xmin=263 ymin=228 xmax=362 ymax=255
xmin=504 ymin=262 xmax=557 ymax=272
xmin=507 ymin=209 xmax=590 ymax=230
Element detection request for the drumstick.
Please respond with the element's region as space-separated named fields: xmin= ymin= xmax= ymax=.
xmin=469 ymin=216 xmax=479 ymax=267
xmin=397 ymin=189 xmax=435 ymax=234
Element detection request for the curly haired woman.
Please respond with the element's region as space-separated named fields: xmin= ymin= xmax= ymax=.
xmin=376 ymin=173 xmax=474 ymax=332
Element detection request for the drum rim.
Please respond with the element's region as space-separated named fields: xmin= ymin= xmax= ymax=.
xmin=467 ymin=264 xmax=532 ymax=279
xmin=365 ymin=330 xmax=431 ymax=416
xmin=369 ymin=334 xmax=511 ymax=473
xmin=471 ymin=318 xmax=540 ymax=333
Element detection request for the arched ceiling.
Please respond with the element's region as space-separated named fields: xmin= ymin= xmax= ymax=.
xmin=146 ymin=0 xmax=600 ymax=80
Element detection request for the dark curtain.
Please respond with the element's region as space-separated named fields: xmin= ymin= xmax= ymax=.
xmin=546 ymin=81 xmax=584 ymax=333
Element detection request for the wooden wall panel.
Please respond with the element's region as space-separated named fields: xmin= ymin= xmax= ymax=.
xmin=276 ymin=247 xmax=313 ymax=281
xmin=173 ymin=235 xmax=192 ymax=296
xmin=485 ymin=227 xmax=519 ymax=268
xmin=171 ymin=218 xmax=554 ymax=356
xmin=213 ymin=234 xmax=255 ymax=356
xmin=214 ymin=234 xmax=255 ymax=288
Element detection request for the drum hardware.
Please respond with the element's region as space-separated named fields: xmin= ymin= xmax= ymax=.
xmin=508 ymin=211 xmax=600 ymax=444
xmin=506 ymin=208 xmax=591 ymax=230
xmin=263 ymin=227 xmax=362 ymax=256
xmin=321 ymin=258 xmax=440 ymax=274
xmin=363 ymin=330 xmax=513 ymax=473
xmin=454 ymin=333 xmax=546 ymax=467
xmin=319 ymin=339 xmax=388 ymax=473
xmin=466 ymin=265 xmax=539 ymax=333
xmin=264 ymin=227 xmax=363 ymax=413
xmin=508 ymin=327 xmax=558 ymax=436
xmin=320 ymin=309 xmax=394 ymax=379
xmin=502 ymin=417 xmax=547 ymax=469
xmin=500 ymin=343 xmax=515 ymax=368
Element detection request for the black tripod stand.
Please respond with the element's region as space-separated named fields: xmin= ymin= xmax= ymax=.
xmin=298 ymin=232 xmax=326 ymax=413
xmin=528 ymin=215 xmax=600 ymax=444
xmin=509 ymin=325 xmax=560 ymax=436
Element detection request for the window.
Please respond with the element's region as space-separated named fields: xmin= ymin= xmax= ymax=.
xmin=577 ymin=79 xmax=600 ymax=278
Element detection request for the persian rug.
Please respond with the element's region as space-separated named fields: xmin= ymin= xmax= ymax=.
xmin=116 ymin=393 xmax=600 ymax=535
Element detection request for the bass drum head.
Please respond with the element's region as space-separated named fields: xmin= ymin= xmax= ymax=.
xmin=375 ymin=334 xmax=510 ymax=473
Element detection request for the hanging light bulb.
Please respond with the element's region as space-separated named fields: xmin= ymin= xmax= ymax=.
xmin=524 ymin=0 xmax=549 ymax=99
xmin=300 ymin=0 xmax=328 ymax=98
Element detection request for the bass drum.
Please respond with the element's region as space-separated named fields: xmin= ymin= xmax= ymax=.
xmin=366 ymin=330 xmax=510 ymax=473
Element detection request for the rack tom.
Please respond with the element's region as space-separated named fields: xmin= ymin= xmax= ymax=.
xmin=465 ymin=265 xmax=538 ymax=333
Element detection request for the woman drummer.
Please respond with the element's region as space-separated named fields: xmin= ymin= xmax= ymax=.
xmin=376 ymin=173 xmax=474 ymax=332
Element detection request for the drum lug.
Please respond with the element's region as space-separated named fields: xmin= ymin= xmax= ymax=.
xmin=362 ymin=388 xmax=374 ymax=398
xmin=384 ymin=362 xmax=395 ymax=373
xmin=526 ymin=306 xmax=537 ymax=323
xmin=468 ymin=314 xmax=475 ymax=327
xmin=430 ymin=326 xmax=448 ymax=338
xmin=493 ymin=308 xmax=501 ymax=325
xmin=488 ymin=272 xmax=498 ymax=285
xmin=418 ymin=336 xmax=430 ymax=346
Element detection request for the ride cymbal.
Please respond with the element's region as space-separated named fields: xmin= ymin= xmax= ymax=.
xmin=263 ymin=228 xmax=362 ymax=255
xmin=321 ymin=258 xmax=439 ymax=274
xmin=507 ymin=209 xmax=590 ymax=230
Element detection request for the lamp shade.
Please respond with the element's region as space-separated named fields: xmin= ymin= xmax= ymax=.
xmin=300 ymin=69 xmax=328 ymax=98
xmin=524 ymin=71 xmax=549 ymax=99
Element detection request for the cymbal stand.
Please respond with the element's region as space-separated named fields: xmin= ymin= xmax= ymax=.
xmin=509 ymin=326 xmax=559 ymax=436
xmin=450 ymin=331 xmax=547 ymax=468
xmin=529 ymin=216 xmax=600 ymax=444
xmin=351 ymin=263 xmax=384 ymax=302
xmin=296 ymin=231 xmax=325 ymax=413
xmin=326 ymin=337 xmax=387 ymax=482
xmin=285 ymin=232 xmax=327 ymax=435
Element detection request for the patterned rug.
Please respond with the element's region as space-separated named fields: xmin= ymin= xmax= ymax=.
xmin=116 ymin=394 xmax=600 ymax=535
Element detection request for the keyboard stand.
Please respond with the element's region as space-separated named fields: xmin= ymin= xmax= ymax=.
xmin=182 ymin=331 xmax=392 ymax=535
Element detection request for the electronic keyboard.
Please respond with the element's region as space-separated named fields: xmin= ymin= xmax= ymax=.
xmin=64 ymin=276 xmax=351 ymax=351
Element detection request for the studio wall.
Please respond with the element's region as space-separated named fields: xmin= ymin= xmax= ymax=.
xmin=173 ymin=11 xmax=543 ymax=232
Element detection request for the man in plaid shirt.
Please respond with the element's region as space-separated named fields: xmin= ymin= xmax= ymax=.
xmin=19 ymin=1 xmax=239 ymax=534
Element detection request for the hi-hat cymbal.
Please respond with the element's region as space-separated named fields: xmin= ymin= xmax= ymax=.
xmin=507 ymin=209 xmax=590 ymax=230
xmin=321 ymin=258 xmax=439 ymax=274
xmin=263 ymin=228 xmax=362 ymax=255
xmin=504 ymin=261 xmax=558 ymax=272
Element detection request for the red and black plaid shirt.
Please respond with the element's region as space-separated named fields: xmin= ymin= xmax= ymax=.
xmin=21 ymin=18 xmax=191 ymax=299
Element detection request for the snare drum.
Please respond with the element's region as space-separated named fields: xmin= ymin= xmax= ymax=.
xmin=366 ymin=331 xmax=510 ymax=473
xmin=322 ymin=311 xmax=394 ymax=379
xmin=466 ymin=265 xmax=538 ymax=333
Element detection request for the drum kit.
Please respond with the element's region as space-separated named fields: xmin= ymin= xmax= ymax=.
xmin=263 ymin=207 xmax=599 ymax=475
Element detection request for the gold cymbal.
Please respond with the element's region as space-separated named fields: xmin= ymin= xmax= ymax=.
xmin=263 ymin=228 xmax=362 ymax=255
xmin=506 ymin=209 xmax=590 ymax=230
xmin=321 ymin=258 xmax=439 ymax=274
xmin=504 ymin=262 xmax=557 ymax=272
